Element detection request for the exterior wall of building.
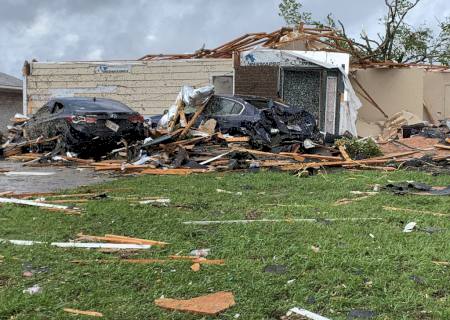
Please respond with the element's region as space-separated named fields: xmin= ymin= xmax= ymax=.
xmin=0 ymin=89 xmax=22 ymax=133
xmin=352 ymin=68 xmax=425 ymax=122
xmin=26 ymin=59 xmax=233 ymax=115
xmin=423 ymin=71 xmax=450 ymax=119
xmin=234 ymin=65 xmax=279 ymax=98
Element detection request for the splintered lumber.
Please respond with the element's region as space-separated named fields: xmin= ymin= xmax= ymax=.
xmin=63 ymin=308 xmax=103 ymax=317
xmin=104 ymin=234 xmax=168 ymax=246
xmin=180 ymin=103 xmax=207 ymax=138
xmin=76 ymin=233 xmax=168 ymax=246
xmin=0 ymin=197 xmax=80 ymax=213
xmin=435 ymin=144 xmax=450 ymax=150
xmin=280 ymin=159 xmax=394 ymax=171
xmin=233 ymin=147 xmax=295 ymax=159
xmin=183 ymin=218 xmax=382 ymax=225
xmin=280 ymin=153 xmax=342 ymax=161
xmin=217 ymin=133 xmax=250 ymax=143
xmin=338 ymin=145 xmax=352 ymax=162
xmin=139 ymin=168 xmax=208 ymax=175
xmin=371 ymin=150 xmax=419 ymax=160
xmin=122 ymin=259 xmax=168 ymax=264
xmin=155 ymin=291 xmax=235 ymax=316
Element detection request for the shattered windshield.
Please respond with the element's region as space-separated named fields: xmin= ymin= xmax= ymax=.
xmin=64 ymin=99 xmax=132 ymax=112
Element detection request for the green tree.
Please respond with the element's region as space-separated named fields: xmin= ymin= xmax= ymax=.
xmin=278 ymin=0 xmax=450 ymax=65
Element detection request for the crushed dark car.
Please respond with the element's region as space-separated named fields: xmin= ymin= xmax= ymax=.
xmin=149 ymin=94 xmax=319 ymax=150
xmin=24 ymin=97 xmax=145 ymax=157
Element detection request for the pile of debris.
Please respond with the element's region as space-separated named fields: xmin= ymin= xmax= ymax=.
xmin=1 ymin=86 xmax=449 ymax=175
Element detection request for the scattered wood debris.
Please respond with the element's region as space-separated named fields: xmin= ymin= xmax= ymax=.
xmin=63 ymin=308 xmax=103 ymax=317
xmin=154 ymin=291 xmax=235 ymax=316
xmin=76 ymin=233 xmax=169 ymax=247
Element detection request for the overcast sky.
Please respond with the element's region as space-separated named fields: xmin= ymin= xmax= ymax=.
xmin=1 ymin=0 xmax=448 ymax=78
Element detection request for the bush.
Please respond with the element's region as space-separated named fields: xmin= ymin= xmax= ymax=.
xmin=335 ymin=137 xmax=382 ymax=160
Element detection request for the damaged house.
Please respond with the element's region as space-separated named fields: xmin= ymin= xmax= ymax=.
xmin=22 ymin=26 xmax=450 ymax=138
xmin=0 ymin=72 xmax=23 ymax=132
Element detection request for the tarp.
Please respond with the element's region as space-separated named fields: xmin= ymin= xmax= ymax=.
xmin=240 ymin=49 xmax=361 ymax=136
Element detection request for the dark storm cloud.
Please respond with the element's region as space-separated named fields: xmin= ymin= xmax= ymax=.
xmin=0 ymin=0 xmax=447 ymax=77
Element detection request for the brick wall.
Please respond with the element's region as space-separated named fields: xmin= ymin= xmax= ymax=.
xmin=0 ymin=90 xmax=22 ymax=133
xmin=234 ymin=66 xmax=279 ymax=98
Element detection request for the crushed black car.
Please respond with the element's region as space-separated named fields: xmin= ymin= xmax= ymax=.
xmin=149 ymin=94 xmax=319 ymax=150
xmin=24 ymin=97 xmax=145 ymax=157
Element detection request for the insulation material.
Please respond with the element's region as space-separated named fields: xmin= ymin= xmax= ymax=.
xmin=157 ymin=85 xmax=214 ymax=129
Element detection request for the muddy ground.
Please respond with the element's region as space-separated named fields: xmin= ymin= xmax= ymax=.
xmin=0 ymin=161 xmax=113 ymax=194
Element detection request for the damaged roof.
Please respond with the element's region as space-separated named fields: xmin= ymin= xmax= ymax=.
xmin=0 ymin=72 xmax=22 ymax=90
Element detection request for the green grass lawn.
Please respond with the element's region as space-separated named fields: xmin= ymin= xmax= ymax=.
xmin=0 ymin=170 xmax=449 ymax=319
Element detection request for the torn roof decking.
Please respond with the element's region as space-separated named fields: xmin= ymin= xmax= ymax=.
xmin=139 ymin=26 xmax=354 ymax=61
xmin=139 ymin=25 xmax=450 ymax=72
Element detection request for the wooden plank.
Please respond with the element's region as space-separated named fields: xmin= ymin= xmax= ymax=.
xmin=280 ymin=152 xmax=341 ymax=161
xmin=63 ymin=308 xmax=103 ymax=317
xmin=180 ymin=103 xmax=207 ymax=138
xmin=435 ymin=144 xmax=450 ymax=150
xmin=338 ymin=145 xmax=352 ymax=162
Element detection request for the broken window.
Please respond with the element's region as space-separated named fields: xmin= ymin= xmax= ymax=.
xmin=206 ymin=97 xmax=243 ymax=116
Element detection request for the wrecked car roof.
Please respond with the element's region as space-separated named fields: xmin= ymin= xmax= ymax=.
xmin=52 ymin=97 xmax=135 ymax=112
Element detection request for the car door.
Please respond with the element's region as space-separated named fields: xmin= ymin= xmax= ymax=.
xmin=203 ymin=97 xmax=249 ymax=130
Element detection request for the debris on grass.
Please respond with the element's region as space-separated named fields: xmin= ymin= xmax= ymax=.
xmin=1 ymin=239 xmax=152 ymax=250
xmin=76 ymin=233 xmax=169 ymax=247
xmin=154 ymin=291 xmax=235 ymax=316
xmin=216 ymin=189 xmax=243 ymax=196
xmin=264 ymin=264 xmax=288 ymax=274
xmin=384 ymin=182 xmax=450 ymax=196
xmin=182 ymin=217 xmax=383 ymax=225
xmin=286 ymin=307 xmax=331 ymax=320
xmin=347 ymin=309 xmax=377 ymax=319
xmin=189 ymin=248 xmax=210 ymax=257
xmin=190 ymin=262 xmax=201 ymax=272
xmin=23 ymin=284 xmax=42 ymax=295
xmin=63 ymin=308 xmax=103 ymax=317
xmin=382 ymin=206 xmax=447 ymax=217
xmin=432 ymin=261 xmax=450 ymax=266
xmin=0 ymin=197 xmax=81 ymax=214
xmin=403 ymin=222 xmax=417 ymax=233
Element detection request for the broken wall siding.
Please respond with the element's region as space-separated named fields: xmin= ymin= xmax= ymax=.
xmin=234 ymin=65 xmax=279 ymax=98
xmin=352 ymin=68 xmax=425 ymax=122
xmin=26 ymin=59 xmax=233 ymax=115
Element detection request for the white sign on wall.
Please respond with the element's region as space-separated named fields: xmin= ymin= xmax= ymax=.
xmin=95 ymin=65 xmax=131 ymax=73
